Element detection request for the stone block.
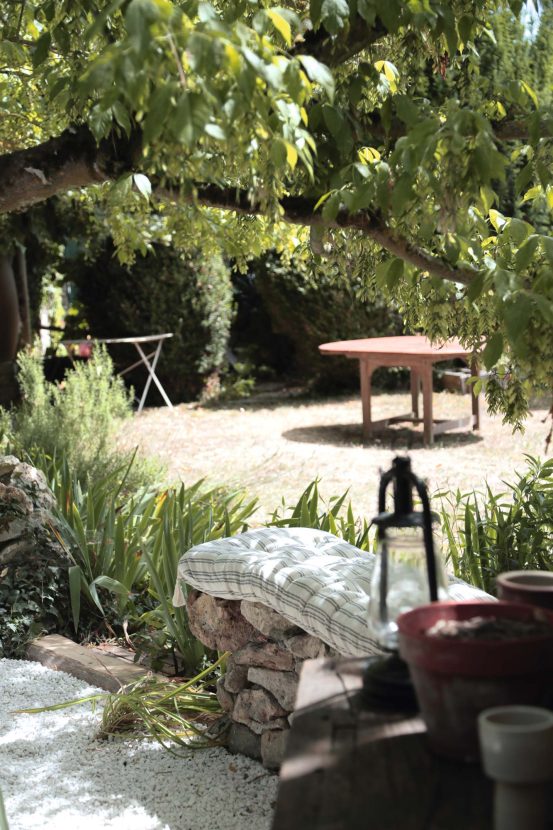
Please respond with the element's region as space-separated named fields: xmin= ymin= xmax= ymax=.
xmin=216 ymin=676 xmax=235 ymax=714
xmin=233 ymin=642 xmax=295 ymax=671
xmin=284 ymin=632 xmax=328 ymax=660
xmin=186 ymin=590 xmax=259 ymax=651
xmin=228 ymin=723 xmax=261 ymax=761
xmin=240 ymin=601 xmax=299 ymax=640
xmin=261 ymin=729 xmax=289 ymax=770
xmin=223 ymin=655 xmax=249 ymax=694
xmin=233 ymin=688 xmax=287 ymax=733
xmin=247 ymin=667 xmax=299 ymax=712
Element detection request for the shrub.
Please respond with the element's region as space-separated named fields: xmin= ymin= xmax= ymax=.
xmin=72 ymin=241 xmax=233 ymax=402
xmin=439 ymin=455 xmax=553 ymax=594
xmin=233 ymin=252 xmax=403 ymax=392
xmin=0 ymin=346 xmax=140 ymax=485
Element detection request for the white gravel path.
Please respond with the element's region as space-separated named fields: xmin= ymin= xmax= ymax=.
xmin=0 ymin=659 xmax=278 ymax=830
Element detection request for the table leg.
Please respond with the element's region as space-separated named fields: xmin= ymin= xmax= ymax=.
xmin=135 ymin=340 xmax=173 ymax=412
xmin=359 ymin=359 xmax=375 ymax=442
xmin=410 ymin=369 xmax=420 ymax=419
xmin=471 ymin=360 xmax=481 ymax=431
xmin=421 ymin=363 xmax=434 ymax=446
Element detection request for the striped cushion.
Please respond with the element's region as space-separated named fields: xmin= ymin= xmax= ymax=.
xmin=173 ymin=527 xmax=492 ymax=657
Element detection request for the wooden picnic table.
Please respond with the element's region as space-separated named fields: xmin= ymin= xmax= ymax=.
xmin=319 ymin=335 xmax=481 ymax=446
xmin=272 ymin=657 xmax=493 ymax=830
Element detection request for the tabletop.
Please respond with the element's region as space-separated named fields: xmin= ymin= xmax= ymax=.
xmin=62 ymin=333 xmax=173 ymax=346
xmin=272 ymin=657 xmax=493 ymax=830
xmin=319 ymin=335 xmax=470 ymax=361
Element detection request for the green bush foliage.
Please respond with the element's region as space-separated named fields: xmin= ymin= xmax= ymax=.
xmin=236 ymin=252 xmax=403 ymax=392
xmin=439 ymin=455 xmax=553 ymax=595
xmin=73 ymin=241 xmax=234 ymax=403
xmin=49 ymin=454 xmax=257 ymax=674
xmin=0 ymin=347 xmax=139 ymax=485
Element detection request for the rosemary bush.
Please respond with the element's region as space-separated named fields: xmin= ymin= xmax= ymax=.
xmin=0 ymin=346 xmax=138 ymax=485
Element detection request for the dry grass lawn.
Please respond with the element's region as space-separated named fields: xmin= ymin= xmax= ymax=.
xmin=119 ymin=387 xmax=551 ymax=523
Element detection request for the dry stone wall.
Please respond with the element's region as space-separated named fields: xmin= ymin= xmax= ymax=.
xmin=187 ymin=589 xmax=338 ymax=769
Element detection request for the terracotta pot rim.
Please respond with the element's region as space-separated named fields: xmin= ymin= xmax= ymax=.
xmin=497 ymin=570 xmax=553 ymax=593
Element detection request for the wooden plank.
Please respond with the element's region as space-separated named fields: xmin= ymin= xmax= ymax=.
xmin=27 ymin=634 xmax=158 ymax=692
xmin=273 ymin=658 xmax=493 ymax=830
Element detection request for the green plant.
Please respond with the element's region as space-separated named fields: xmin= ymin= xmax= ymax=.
xmin=15 ymin=654 xmax=227 ymax=752
xmin=239 ymin=252 xmax=403 ymax=392
xmin=70 ymin=240 xmax=234 ymax=403
xmin=44 ymin=451 xmax=257 ymax=673
xmin=139 ymin=482 xmax=257 ymax=674
xmin=268 ymin=480 xmax=375 ymax=551
xmin=439 ymin=456 xmax=553 ymax=595
xmin=1 ymin=346 xmax=138 ymax=485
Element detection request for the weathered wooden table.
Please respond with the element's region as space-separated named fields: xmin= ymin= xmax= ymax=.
xmin=319 ymin=335 xmax=481 ymax=446
xmin=272 ymin=657 xmax=493 ymax=830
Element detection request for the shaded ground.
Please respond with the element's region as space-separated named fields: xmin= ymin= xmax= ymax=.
xmin=119 ymin=387 xmax=551 ymax=523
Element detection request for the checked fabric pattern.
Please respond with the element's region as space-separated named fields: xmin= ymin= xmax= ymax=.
xmin=173 ymin=526 xmax=492 ymax=657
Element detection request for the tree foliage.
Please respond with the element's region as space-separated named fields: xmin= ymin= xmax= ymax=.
xmin=1 ymin=0 xmax=553 ymax=425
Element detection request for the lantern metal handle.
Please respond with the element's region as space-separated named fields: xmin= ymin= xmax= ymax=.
xmin=376 ymin=466 xmax=438 ymax=604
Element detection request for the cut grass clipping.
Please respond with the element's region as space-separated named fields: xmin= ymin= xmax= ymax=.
xmin=15 ymin=654 xmax=228 ymax=754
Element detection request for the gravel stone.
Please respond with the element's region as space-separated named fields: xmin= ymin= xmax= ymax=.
xmin=0 ymin=659 xmax=277 ymax=830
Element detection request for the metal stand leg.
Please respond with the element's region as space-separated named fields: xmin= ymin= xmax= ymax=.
xmin=135 ymin=340 xmax=173 ymax=412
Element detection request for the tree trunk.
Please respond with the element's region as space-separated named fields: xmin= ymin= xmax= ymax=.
xmin=0 ymin=254 xmax=21 ymax=361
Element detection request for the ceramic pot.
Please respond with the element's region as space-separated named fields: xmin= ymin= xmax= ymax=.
xmin=497 ymin=571 xmax=553 ymax=610
xmin=397 ymin=601 xmax=553 ymax=762
xmin=478 ymin=705 xmax=553 ymax=830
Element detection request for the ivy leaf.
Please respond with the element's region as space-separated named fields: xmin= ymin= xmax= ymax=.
xmin=482 ymin=333 xmax=504 ymax=370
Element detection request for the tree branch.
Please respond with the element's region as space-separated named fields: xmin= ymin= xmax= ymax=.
xmin=293 ymin=15 xmax=387 ymax=66
xmin=158 ymin=184 xmax=476 ymax=287
xmin=0 ymin=125 xmax=476 ymax=287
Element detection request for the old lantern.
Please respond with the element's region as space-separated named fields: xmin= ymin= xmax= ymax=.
xmin=363 ymin=456 xmax=448 ymax=707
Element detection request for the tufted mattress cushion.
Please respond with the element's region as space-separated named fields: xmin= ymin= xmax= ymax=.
xmin=173 ymin=526 xmax=493 ymax=657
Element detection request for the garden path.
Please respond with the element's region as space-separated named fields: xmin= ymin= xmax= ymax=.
xmin=119 ymin=389 xmax=551 ymax=523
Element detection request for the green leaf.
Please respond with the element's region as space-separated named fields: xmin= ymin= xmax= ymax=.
xmin=298 ymin=55 xmax=335 ymax=101
xmin=466 ymin=272 xmax=485 ymax=302
xmin=32 ymin=32 xmax=51 ymax=68
xmin=320 ymin=0 xmax=350 ymax=34
xmin=482 ymin=333 xmax=504 ymax=370
xmin=541 ymin=236 xmax=553 ymax=264
xmin=503 ymin=294 xmax=533 ymax=345
xmin=133 ymin=173 xmax=151 ymax=199
xmin=204 ymin=123 xmax=226 ymax=140
xmin=267 ymin=9 xmax=292 ymax=46
xmin=68 ymin=565 xmax=82 ymax=633
xmin=141 ymin=85 xmax=173 ymax=144
xmin=112 ymin=101 xmax=131 ymax=136
xmin=489 ymin=209 xmax=506 ymax=233
xmin=514 ymin=235 xmax=539 ymax=272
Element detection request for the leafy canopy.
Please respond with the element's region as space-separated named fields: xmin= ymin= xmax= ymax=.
xmin=1 ymin=0 xmax=552 ymax=425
